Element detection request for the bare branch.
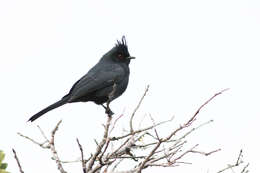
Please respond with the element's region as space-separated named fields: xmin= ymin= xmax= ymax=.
xmin=111 ymin=115 xmax=174 ymax=141
xmin=109 ymin=137 xmax=132 ymax=158
xmin=17 ymin=132 xmax=50 ymax=149
xmin=137 ymin=139 xmax=162 ymax=172
xmin=110 ymin=111 xmax=125 ymax=134
xmin=99 ymin=138 xmax=111 ymax=162
xmin=130 ymin=85 xmax=149 ymax=133
xmin=111 ymin=159 xmax=124 ymax=172
xmin=51 ymin=120 xmax=62 ymax=138
xmin=37 ymin=125 xmax=49 ymax=142
xmin=135 ymin=89 xmax=228 ymax=172
xmin=190 ymin=148 xmax=221 ymax=156
xmin=188 ymin=88 xmax=229 ymax=126
xmin=18 ymin=120 xmax=67 ymax=173
xmin=19 ymin=88 xmax=234 ymax=173
xmin=59 ymin=159 xmax=81 ymax=164
xmin=12 ymin=149 xmax=24 ymax=173
xmin=177 ymin=120 xmax=214 ymax=142
xmin=87 ymin=115 xmax=112 ymax=172
xmin=164 ymin=88 xmax=229 ymax=142
xmin=216 ymin=150 xmax=249 ymax=173
xmin=241 ymin=163 xmax=249 ymax=173
xmin=49 ymin=120 xmax=67 ymax=173
xmin=170 ymin=144 xmax=199 ymax=164
xmin=236 ymin=149 xmax=243 ymax=165
xmin=77 ymin=138 xmax=87 ymax=173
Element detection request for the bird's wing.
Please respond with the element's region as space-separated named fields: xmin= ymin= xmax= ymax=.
xmin=67 ymin=63 xmax=125 ymax=101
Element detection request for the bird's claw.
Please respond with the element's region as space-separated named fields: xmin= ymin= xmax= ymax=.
xmin=105 ymin=108 xmax=114 ymax=117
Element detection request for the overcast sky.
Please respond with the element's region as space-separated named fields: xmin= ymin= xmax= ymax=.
xmin=1 ymin=0 xmax=260 ymax=173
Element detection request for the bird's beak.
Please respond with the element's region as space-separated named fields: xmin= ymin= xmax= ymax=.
xmin=127 ymin=56 xmax=135 ymax=60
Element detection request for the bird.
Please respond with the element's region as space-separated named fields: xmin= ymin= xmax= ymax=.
xmin=28 ymin=36 xmax=135 ymax=122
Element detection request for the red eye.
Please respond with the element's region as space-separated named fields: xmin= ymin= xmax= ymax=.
xmin=118 ymin=53 xmax=123 ymax=59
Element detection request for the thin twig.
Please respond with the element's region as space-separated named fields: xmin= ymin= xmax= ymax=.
xmin=109 ymin=137 xmax=132 ymax=158
xmin=148 ymin=114 xmax=160 ymax=141
xmin=164 ymin=88 xmax=229 ymax=142
xmin=12 ymin=149 xmax=24 ymax=173
xmin=87 ymin=115 xmax=112 ymax=172
xmin=177 ymin=120 xmax=214 ymax=142
xmin=130 ymin=85 xmax=149 ymax=133
xmin=241 ymin=163 xmax=249 ymax=173
xmin=236 ymin=149 xmax=243 ymax=165
xmin=18 ymin=88 xmax=231 ymax=173
xmin=188 ymin=88 xmax=229 ymax=126
xmin=111 ymin=115 xmax=174 ymax=141
xmin=37 ymin=125 xmax=49 ymax=142
xmin=154 ymin=140 xmax=186 ymax=156
xmin=49 ymin=120 xmax=67 ymax=173
xmin=170 ymin=144 xmax=199 ymax=164
xmin=149 ymin=143 xmax=185 ymax=164
xmin=216 ymin=149 xmax=245 ymax=173
xmin=99 ymin=138 xmax=111 ymax=162
xmin=110 ymin=111 xmax=125 ymax=134
xmin=136 ymin=89 xmax=228 ymax=173
xmin=112 ymin=156 xmax=146 ymax=159
xmin=111 ymin=159 xmax=123 ymax=172
xmin=17 ymin=132 xmax=50 ymax=149
xmin=59 ymin=159 xmax=81 ymax=163
xmin=77 ymin=138 xmax=87 ymax=173
xmin=51 ymin=120 xmax=62 ymax=137
xmin=137 ymin=140 xmax=162 ymax=172
xmin=190 ymin=148 xmax=221 ymax=156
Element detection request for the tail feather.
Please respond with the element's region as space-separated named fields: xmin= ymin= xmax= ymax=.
xmin=28 ymin=98 xmax=68 ymax=122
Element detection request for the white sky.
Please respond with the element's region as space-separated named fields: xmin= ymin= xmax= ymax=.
xmin=0 ymin=0 xmax=260 ymax=172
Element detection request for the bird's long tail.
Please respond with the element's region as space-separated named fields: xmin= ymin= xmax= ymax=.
xmin=28 ymin=97 xmax=69 ymax=122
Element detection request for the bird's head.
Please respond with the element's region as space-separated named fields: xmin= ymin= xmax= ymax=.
xmin=102 ymin=36 xmax=135 ymax=64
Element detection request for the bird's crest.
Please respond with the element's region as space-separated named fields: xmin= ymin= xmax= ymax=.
xmin=115 ymin=36 xmax=129 ymax=55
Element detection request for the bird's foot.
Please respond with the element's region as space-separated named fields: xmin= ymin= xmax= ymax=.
xmin=105 ymin=108 xmax=114 ymax=117
xmin=102 ymin=103 xmax=114 ymax=116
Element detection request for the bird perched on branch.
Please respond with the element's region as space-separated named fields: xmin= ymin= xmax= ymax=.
xmin=28 ymin=36 xmax=135 ymax=122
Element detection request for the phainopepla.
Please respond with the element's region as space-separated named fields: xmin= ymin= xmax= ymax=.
xmin=28 ymin=36 xmax=135 ymax=122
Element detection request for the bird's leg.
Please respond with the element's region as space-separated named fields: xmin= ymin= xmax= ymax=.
xmin=106 ymin=100 xmax=114 ymax=116
xmin=102 ymin=103 xmax=114 ymax=117
xmin=102 ymin=83 xmax=117 ymax=116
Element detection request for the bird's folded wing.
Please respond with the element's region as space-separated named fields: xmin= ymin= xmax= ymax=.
xmin=67 ymin=63 xmax=125 ymax=101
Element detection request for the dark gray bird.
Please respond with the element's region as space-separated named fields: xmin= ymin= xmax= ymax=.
xmin=28 ymin=36 xmax=135 ymax=122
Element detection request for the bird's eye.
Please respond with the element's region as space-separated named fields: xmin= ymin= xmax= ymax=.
xmin=117 ymin=53 xmax=123 ymax=59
